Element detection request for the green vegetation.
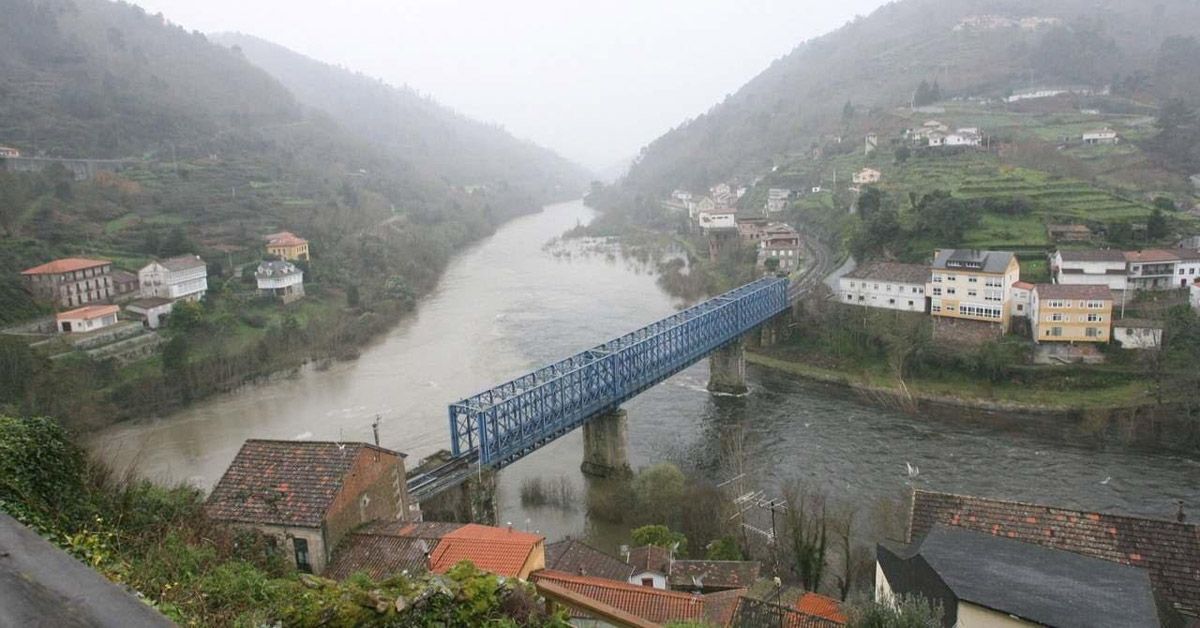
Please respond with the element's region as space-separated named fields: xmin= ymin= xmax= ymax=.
xmin=0 ymin=415 xmax=568 ymax=627
xmin=845 ymin=595 xmax=943 ymax=628
xmin=631 ymin=524 xmax=689 ymax=556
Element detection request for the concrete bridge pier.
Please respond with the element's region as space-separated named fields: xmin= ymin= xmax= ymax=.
xmin=708 ymin=339 xmax=748 ymax=396
xmin=580 ymin=408 xmax=632 ymax=478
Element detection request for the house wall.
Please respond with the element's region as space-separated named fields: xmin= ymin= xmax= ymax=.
xmin=139 ymin=263 xmax=207 ymax=301
xmin=251 ymin=523 xmax=327 ymax=574
xmin=518 ymin=541 xmax=547 ymax=580
xmin=628 ymin=571 xmax=668 ymax=590
xmin=1031 ymin=292 xmax=1112 ymax=344
xmin=1009 ymin=288 xmax=1031 ymax=318
xmin=267 ymin=242 xmax=310 ymax=261
xmin=323 ymin=449 xmax=411 ymax=562
xmin=928 ymin=258 xmax=1019 ymax=326
xmin=1052 ymin=255 xmax=1128 ymax=290
xmin=1174 ymin=259 xmax=1200 ymax=288
xmin=58 ymin=313 xmax=118 ymax=333
xmin=957 ymin=602 xmax=1037 ymax=627
xmin=839 ymin=278 xmax=927 ymax=312
xmin=26 ymin=264 xmax=113 ymax=308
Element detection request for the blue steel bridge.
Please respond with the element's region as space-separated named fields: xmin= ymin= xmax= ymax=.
xmin=406 ymin=276 xmax=789 ymax=501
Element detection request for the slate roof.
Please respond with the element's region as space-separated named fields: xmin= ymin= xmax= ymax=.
xmin=21 ymin=258 xmax=110 ymax=275
xmin=428 ymin=524 xmax=543 ymax=578
xmin=255 ymin=260 xmax=302 ymax=278
xmin=795 ymin=593 xmax=847 ymax=624
xmin=1034 ymin=283 xmax=1113 ymax=301
xmin=627 ymin=545 xmax=671 ymax=574
xmin=127 ymin=297 xmax=173 ymax=309
xmin=1114 ymin=319 xmax=1164 ymax=330
xmin=530 ymin=570 xmax=708 ymax=624
xmin=156 ymin=255 xmax=206 ymax=272
xmin=545 ymin=538 xmax=634 ymax=581
xmin=668 ymin=559 xmax=761 ymax=590
xmin=205 ymin=439 xmax=398 ymax=528
xmin=843 ymin=261 xmax=929 ymax=285
xmin=1057 ymin=249 xmax=1126 ymax=263
xmin=325 ymin=520 xmax=462 ymax=581
xmin=910 ymin=489 xmax=1200 ymax=618
xmin=931 ymin=249 xmax=1015 ymax=274
xmin=882 ymin=525 xmax=1160 ymax=627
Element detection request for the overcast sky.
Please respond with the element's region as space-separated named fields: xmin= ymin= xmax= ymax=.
xmin=132 ymin=0 xmax=889 ymax=171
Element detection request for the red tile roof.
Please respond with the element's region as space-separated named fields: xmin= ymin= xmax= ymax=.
xmin=795 ymin=593 xmax=847 ymax=624
xmin=531 ymin=570 xmax=708 ymax=624
xmin=910 ymin=489 xmax=1200 ymax=618
xmin=428 ymin=524 xmax=543 ymax=578
xmin=668 ymin=559 xmax=761 ymax=590
xmin=325 ymin=520 xmax=462 ymax=581
xmin=56 ymin=305 xmax=119 ymax=321
xmin=205 ymin=440 xmax=399 ymax=528
xmin=1125 ymin=249 xmax=1182 ymax=263
xmin=267 ymin=232 xmax=308 ymax=247
xmin=1012 ymin=281 xmax=1034 ymax=290
xmin=729 ymin=596 xmax=844 ymax=628
xmin=21 ymin=258 xmax=110 ymax=275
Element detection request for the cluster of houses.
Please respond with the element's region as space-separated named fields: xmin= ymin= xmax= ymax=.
xmin=17 ymin=231 xmax=311 ymax=335
xmin=194 ymin=436 xmax=1197 ymax=627
xmin=905 ymin=121 xmax=984 ymax=148
xmin=839 ymin=246 xmax=1200 ymax=351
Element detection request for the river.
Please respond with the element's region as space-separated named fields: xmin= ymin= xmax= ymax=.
xmin=93 ymin=199 xmax=1200 ymax=550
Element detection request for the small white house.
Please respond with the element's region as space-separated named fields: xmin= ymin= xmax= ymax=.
xmin=625 ymin=546 xmax=670 ymax=590
xmin=1114 ymin=320 xmax=1163 ymax=350
xmin=1082 ymin=129 xmax=1119 ymax=145
xmin=125 ymin=297 xmax=174 ymax=329
xmin=1010 ymin=281 xmax=1033 ymax=318
xmin=852 ymin=168 xmax=882 ymax=185
xmin=139 ymin=255 xmax=208 ymax=302
xmin=0 ymin=146 xmax=19 ymax=158
xmin=256 ymin=261 xmax=305 ymax=303
xmin=838 ymin=262 xmax=929 ymax=313
xmin=56 ymin=304 xmax=119 ymax=334
xmin=697 ymin=210 xmax=737 ymax=232
xmin=1052 ymin=249 xmax=1129 ymax=291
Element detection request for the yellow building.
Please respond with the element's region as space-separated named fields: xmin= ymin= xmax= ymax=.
xmin=927 ymin=249 xmax=1020 ymax=326
xmin=1030 ymin=284 xmax=1113 ymax=343
xmin=264 ymin=231 xmax=310 ymax=261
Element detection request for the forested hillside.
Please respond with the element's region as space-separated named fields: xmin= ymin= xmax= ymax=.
xmin=0 ymin=0 xmax=582 ymax=427
xmin=623 ymin=0 xmax=1200 ymax=194
xmin=212 ymin=33 xmax=588 ymax=204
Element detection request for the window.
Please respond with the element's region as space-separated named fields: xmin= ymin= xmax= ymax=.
xmin=1050 ymin=313 xmax=1066 ymax=322
xmin=947 ymin=275 xmax=957 ymax=282
xmin=293 ymin=538 xmax=312 ymax=573
xmin=1086 ymin=327 xmax=1100 ymax=338
xmin=1086 ymin=301 xmax=1105 ymax=309
xmin=1047 ymin=300 xmax=1066 ymax=308
xmin=908 ymin=301 xmax=915 ymax=307
xmin=641 ymin=577 xmax=655 ymax=587
xmin=968 ymin=277 xmax=978 ymax=283
xmin=947 ymin=288 xmax=957 ymax=295
xmin=1125 ymin=328 xmax=1134 ymax=336
xmin=932 ymin=274 xmax=943 ymax=283
xmin=932 ymin=305 xmax=942 ymax=313
xmin=1050 ymin=327 xmax=1064 ymax=337
xmin=932 ymin=288 xmax=942 ymax=296
xmin=1088 ymin=314 xmax=1103 ymax=322
xmin=1017 ymin=304 xmax=1024 ymax=312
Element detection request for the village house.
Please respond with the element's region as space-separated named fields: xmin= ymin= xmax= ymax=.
xmin=1052 ymin=249 xmax=1128 ymax=291
xmin=941 ymin=128 xmax=983 ymax=147
xmin=626 ymin=545 xmax=670 ymax=589
xmin=1114 ymin=319 xmax=1164 ymax=350
xmin=765 ymin=188 xmax=792 ymax=213
xmin=697 ymin=209 xmax=737 ymax=232
xmin=1082 ymin=128 xmax=1119 ymax=145
xmin=545 ymin=538 xmax=635 ymax=582
xmin=205 ymin=439 xmax=412 ymax=576
xmin=0 ymin=146 xmax=19 ymax=158
xmin=125 ymin=297 xmax=174 ymax=330
xmin=710 ymin=183 xmax=734 ymax=208
xmin=264 ymin=231 xmax=311 ymax=261
xmin=1030 ymin=284 xmax=1113 ymax=344
xmin=622 ymin=545 xmax=759 ymax=594
xmin=876 ymin=525 xmax=1160 ymax=627
xmin=326 ymin=521 xmax=545 ymax=581
xmin=138 ymin=255 xmax=207 ymax=302
xmin=852 ymin=168 xmax=881 ymax=185
xmin=56 ymin=304 xmax=119 ymax=334
xmin=21 ymin=258 xmax=114 ymax=309
xmin=1009 ymin=281 xmax=1033 ymax=319
xmin=838 ymin=262 xmax=929 ymax=313
xmin=795 ymin=593 xmax=847 ymax=625
xmin=256 ymin=261 xmax=305 ymax=302
xmin=757 ymin=223 xmax=802 ymax=272
xmin=928 ymin=250 xmax=1020 ymax=326
xmin=735 ymin=216 xmax=769 ymax=243
xmin=865 ymin=132 xmax=878 ymax=155
xmin=1126 ymin=249 xmax=1190 ymax=290
xmin=109 ymin=269 xmax=140 ymax=299
xmin=902 ymin=489 xmax=1199 ymax=624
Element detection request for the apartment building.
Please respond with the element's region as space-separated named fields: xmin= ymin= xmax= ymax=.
xmin=1030 ymin=284 xmax=1114 ymax=344
xmin=928 ymin=250 xmax=1020 ymax=326
xmin=838 ymin=262 xmax=929 ymax=312
xmin=1051 ymin=249 xmax=1128 ymax=290
xmin=21 ymin=258 xmax=113 ymax=309
xmin=138 ymin=255 xmax=208 ymax=302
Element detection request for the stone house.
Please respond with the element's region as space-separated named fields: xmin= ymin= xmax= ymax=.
xmin=205 ymin=440 xmax=411 ymax=575
xmin=21 ymin=258 xmax=113 ymax=309
xmin=326 ymin=521 xmax=545 ymax=581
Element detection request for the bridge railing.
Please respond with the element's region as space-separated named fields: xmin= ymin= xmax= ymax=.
xmin=448 ymin=277 xmax=788 ymax=468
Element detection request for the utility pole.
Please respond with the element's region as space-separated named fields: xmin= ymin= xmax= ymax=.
xmin=372 ymin=415 xmax=381 ymax=447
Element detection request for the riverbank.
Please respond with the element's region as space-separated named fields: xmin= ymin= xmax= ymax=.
xmin=746 ymin=347 xmax=1200 ymax=452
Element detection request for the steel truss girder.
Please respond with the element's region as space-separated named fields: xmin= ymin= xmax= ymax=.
xmin=448 ymin=277 xmax=788 ymax=467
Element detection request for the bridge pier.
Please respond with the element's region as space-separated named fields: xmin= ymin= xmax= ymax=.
xmin=580 ymin=408 xmax=632 ymax=478
xmin=708 ymin=339 xmax=748 ymax=396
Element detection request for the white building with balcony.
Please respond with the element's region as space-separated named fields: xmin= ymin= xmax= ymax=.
xmin=838 ymin=262 xmax=929 ymax=312
xmin=138 ymin=255 xmax=207 ymax=302
xmin=256 ymin=261 xmax=305 ymax=303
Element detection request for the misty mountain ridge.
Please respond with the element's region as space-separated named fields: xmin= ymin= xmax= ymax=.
xmin=211 ymin=32 xmax=589 ymax=201
xmin=623 ymin=0 xmax=1200 ymax=193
